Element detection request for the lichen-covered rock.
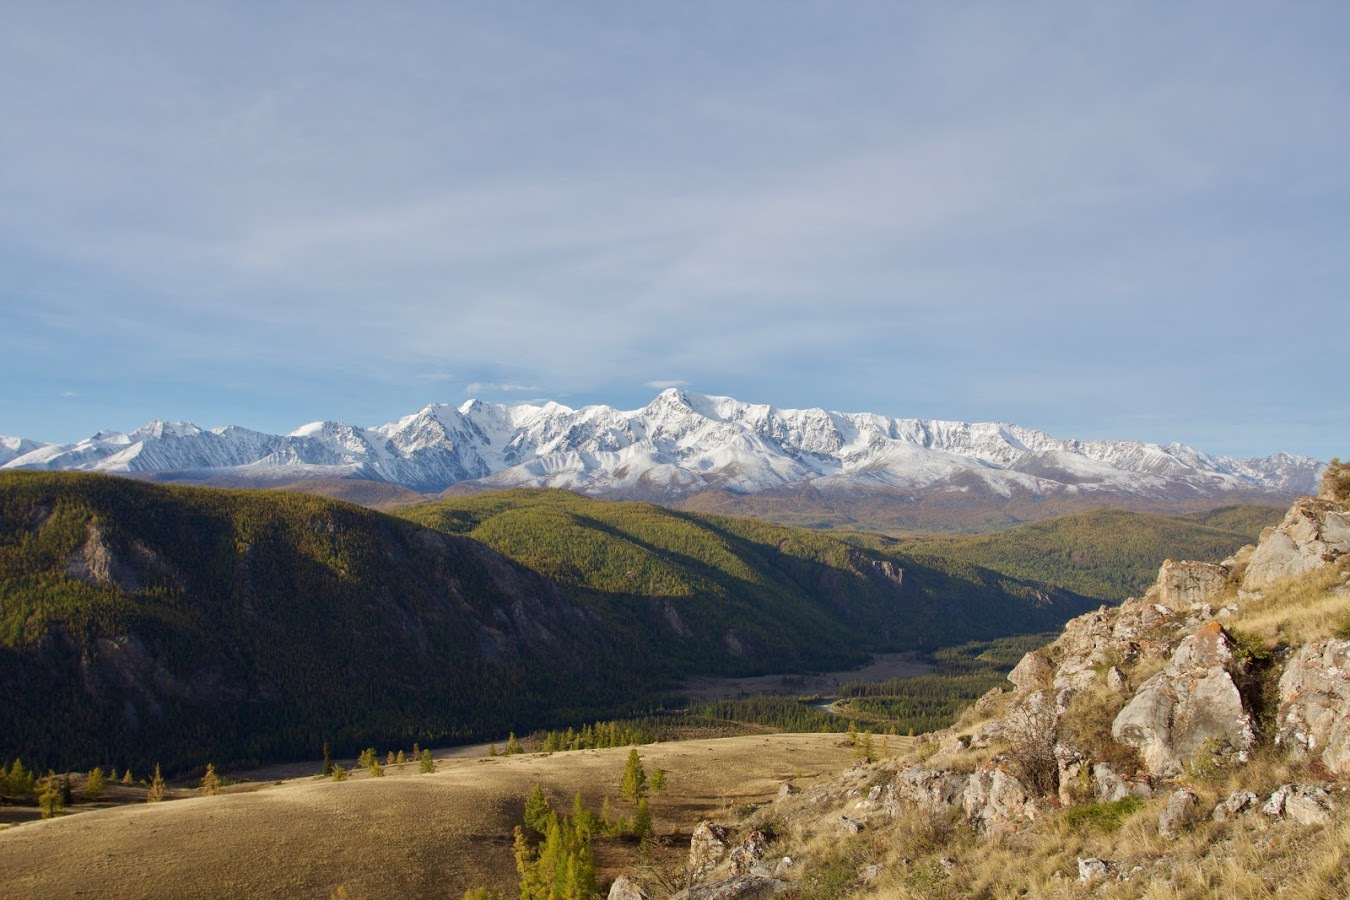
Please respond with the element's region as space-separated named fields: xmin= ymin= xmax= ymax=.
xmin=1211 ymin=790 xmax=1258 ymax=822
xmin=688 ymin=822 xmax=731 ymax=882
xmin=1158 ymin=789 xmax=1200 ymax=839
xmin=962 ymin=763 xmax=1037 ymax=831
xmin=1275 ymin=639 xmax=1350 ymax=774
xmin=608 ymin=875 xmax=650 ymax=900
xmin=1261 ymin=784 xmax=1334 ymax=825
xmin=1111 ymin=623 xmax=1256 ymax=777
xmin=1156 ymin=560 xmax=1229 ymax=609
xmin=1091 ymin=763 xmax=1151 ymax=803
xmin=1106 ymin=666 xmax=1128 ymax=692
xmin=670 ymin=875 xmax=791 ymax=900
xmin=1242 ymin=498 xmax=1350 ymax=591
xmin=1008 ymin=651 xmax=1054 ymax=692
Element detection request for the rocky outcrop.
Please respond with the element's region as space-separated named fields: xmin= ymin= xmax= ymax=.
xmin=1211 ymin=790 xmax=1258 ymax=821
xmin=1111 ymin=623 xmax=1256 ymax=777
xmin=1156 ymin=560 xmax=1230 ymax=609
xmin=892 ymin=765 xmax=969 ymax=811
xmin=1241 ymin=498 xmax=1350 ymax=591
xmin=1275 ymin=639 xmax=1350 ymax=774
xmin=670 ymin=875 xmax=791 ymax=900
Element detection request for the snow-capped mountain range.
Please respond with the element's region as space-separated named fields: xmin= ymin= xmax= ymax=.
xmin=0 ymin=389 xmax=1323 ymax=502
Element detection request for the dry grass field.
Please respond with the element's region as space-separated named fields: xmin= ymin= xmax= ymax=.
xmin=0 ymin=733 xmax=864 ymax=899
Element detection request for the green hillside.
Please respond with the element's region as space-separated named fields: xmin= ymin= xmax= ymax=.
xmin=862 ymin=505 xmax=1280 ymax=604
xmin=0 ymin=476 xmax=1094 ymax=775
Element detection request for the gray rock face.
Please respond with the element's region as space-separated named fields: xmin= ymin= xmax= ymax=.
xmin=1276 ymin=639 xmax=1350 ymax=775
xmin=1111 ymin=623 xmax=1256 ymax=777
xmin=1156 ymin=560 xmax=1230 ymax=609
xmin=1008 ymin=651 xmax=1055 ymax=692
xmin=670 ymin=875 xmax=791 ymax=900
xmin=1091 ymin=763 xmax=1151 ymax=803
xmin=728 ymin=831 xmax=769 ymax=876
xmin=1158 ymin=789 xmax=1200 ymax=839
xmin=962 ymin=763 xmax=1038 ymax=831
xmin=1242 ymin=498 xmax=1350 ymax=591
xmin=608 ymin=875 xmax=650 ymax=900
xmin=1261 ymin=784 xmax=1334 ymax=825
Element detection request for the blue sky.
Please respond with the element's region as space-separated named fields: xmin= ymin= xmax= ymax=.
xmin=2 ymin=2 xmax=1347 ymax=460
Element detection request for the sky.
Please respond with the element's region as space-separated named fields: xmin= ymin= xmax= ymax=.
xmin=1 ymin=2 xmax=1347 ymax=460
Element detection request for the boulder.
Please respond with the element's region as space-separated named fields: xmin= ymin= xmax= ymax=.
xmin=1261 ymin=784 xmax=1334 ymax=825
xmin=1158 ymin=789 xmax=1200 ymax=839
xmin=1156 ymin=560 xmax=1229 ymax=609
xmin=837 ymin=816 xmax=864 ymax=835
xmin=670 ymin=875 xmax=791 ymax=900
xmin=1111 ymin=623 xmax=1256 ymax=777
xmin=1210 ymin=790 xmax=1258 ymax=822
xmin=687 ymin=822 xmax=731 ymax=882
xmin=1275 ymin=639 xmax=1350 ymax=774
xmin=1106 ymin=666 xmax=1128 ymax=692
xmin=1008 ymin=651 xmax=1055 ymax=692
xmin=608 ymin=875 xmax=650 ymax=900
xmin=962 ymin=763 xmax=1037 ymax=831
xmin=1090 ymin=763 xmax=1150 ymax=803
xmin=1242 ymin=499 xmax=1350 ymax=591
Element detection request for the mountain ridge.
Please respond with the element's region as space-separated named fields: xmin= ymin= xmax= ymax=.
xmin=1 ymin=392 xmax=1322 ymax=517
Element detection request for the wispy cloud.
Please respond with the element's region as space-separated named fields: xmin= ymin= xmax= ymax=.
xmin=465 ymin=382 xmax=540 ymax=395
xmin=644 ymin=379 xmax=688 ymax=390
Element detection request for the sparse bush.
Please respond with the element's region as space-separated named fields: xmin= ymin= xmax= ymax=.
xmin=1002 ymin=700 xmax=1059 ymax=796
xmin=330 ymin=764 xmax=348 ymax=782
xmin=1320 ymin=457 xmax=1350 ymax=503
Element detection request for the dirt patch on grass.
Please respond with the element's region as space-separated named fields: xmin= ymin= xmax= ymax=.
xmin=0 ymin=733 xmax=860 ymax=899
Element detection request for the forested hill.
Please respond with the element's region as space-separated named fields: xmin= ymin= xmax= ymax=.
xmin=1 ymin=475 xmax=1092 ymax=774
xmin=394 ymin=489 xmax=1095 ymax=649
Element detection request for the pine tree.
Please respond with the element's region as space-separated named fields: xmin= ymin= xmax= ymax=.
xmin=385 ymin=751 xmax=395 ymax=767
xmin=38 ymin=773 xmax=63 ymax=819
xmin=358 ymin=748 xmax=376 ymax=770
xmin=147 ymin=764 xmax=166 ymax=802
xmin=419 ymin=749 xmax=435 ymax=773
xmin=524 ymin=783 xmax=553 ymax=834
xmin=201 ymin=763 xmax=221 ymax=795
xmin=59 ymin=774 xmax=72 ymax=806
xmin=322 ymin=742 xmax=333 ymax=777
xmin=122 ymin=768 xmax=134 ymax=785
xmin=857 ymin=730 xmax=875 ymax=761
xmin=396 ymin=749 xmax=406 ymax=766
xmin=650 ymin=767 xmax=667 ymax=793
xmin=620 ymin=749 xmax=647 ymax=803
xmin=488 ymin=744 xmax=499 ymax=757
xmin=633 ymin=796 xmax=653 ymax=841
xmin=506 ymin=732 xmax=523 ymax=755
xmin=85 ymin=767 xmax=106 ymax=801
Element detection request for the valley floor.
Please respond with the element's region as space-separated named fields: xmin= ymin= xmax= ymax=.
xmin=0 ymin=733 xmax=870 ymax=899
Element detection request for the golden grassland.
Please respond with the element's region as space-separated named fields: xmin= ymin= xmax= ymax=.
xmin=0 ymin=733 xmax=861 ymax=900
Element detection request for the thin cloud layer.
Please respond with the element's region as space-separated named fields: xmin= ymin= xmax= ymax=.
xmin=0 ymin=3 xmax=1346 ymax=457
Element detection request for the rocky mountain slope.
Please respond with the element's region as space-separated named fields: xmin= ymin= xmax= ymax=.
xmin=632 ymin=463 xmax=1350 ymax=898
xmin=1 ymin=392 xmax=1320 ymax=529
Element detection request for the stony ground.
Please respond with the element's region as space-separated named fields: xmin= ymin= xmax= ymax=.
xmin=0 ymin=733 xmax=859 ymax=899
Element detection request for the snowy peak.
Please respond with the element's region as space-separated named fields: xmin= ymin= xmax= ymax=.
xmin=0 ymin=392 xmax=1324 ymax=504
